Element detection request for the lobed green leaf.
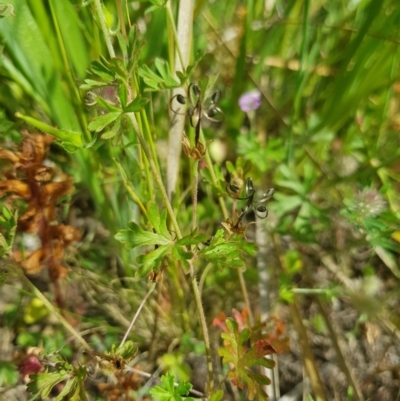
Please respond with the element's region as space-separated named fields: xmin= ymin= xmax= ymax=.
xmin=115 ymin=223 xmax=172 ymax=248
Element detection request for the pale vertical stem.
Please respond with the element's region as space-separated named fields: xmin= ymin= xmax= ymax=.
xmin=256 ymin=219 xmax=280 ymax=400
xmin=166 ymin=0 xmax=195 ymax=198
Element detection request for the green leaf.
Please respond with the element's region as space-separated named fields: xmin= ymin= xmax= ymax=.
xmin=199 ymin=230 xmax=247 ymax=269
xmin=116 ymin=32 xmax=128 ymax=65
xmin=177 ymin=231 xmax=208 ymax=246
xmin=149 ymin=372 xmax=194 ymax=401
xmin=138 ymin=59 xmax=180 ymax=92
xmin=93 ymin=96 xmax=121 ymax=112
xmin=171 ymin=245 xmax=193 ymax=271
xmin=146 ymin=202 xmax=171 ymax=238
xmin=218 ymin=318 xmax=275 ymax=401
xmin=175 ymin=52 xmax=205 ymax=85
xmin=51 ymin=0 xmax=89 ymax=78
xmin=0 ymin=361 xmax=18 ymax=387
xmin=272 ymin=193 xmax=303 ymax=214
xmin=209 ymin=389 xmax=224 ymax=401
xmin=15 ymin=113 xmax=83 ymax=149
xmin=88 ymin=112 xmax=121 ymax=132
xmin=118 ymin=83 xmax=128 ymax=108
xmin=101 ymin=118 xmax=121 ymax=139
xmin=54 ymin=377 xmax=77 ymax=401
xmin=90 ymin=60 xmax=115 ymax=81
xmin=80 ymin=79 xmax=109 ymax=90
xmin=123 ymin=97 xmax=149 ymax=113
xmin=136 ymin=244 xmax=173 ymax=278
xmin=115 ymin=223 xmax=172 ymax=248
xmin=114 ymin=341 xmax=137 ymax=359
xmin=110 ymin=58 xmax=128 ymax=81
xmin=28 ymin=371 xmax=71 ymax=398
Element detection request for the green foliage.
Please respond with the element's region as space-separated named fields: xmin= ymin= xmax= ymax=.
xmin=115 ymin=204 xmax=256 ymax=277
xmin=237 ymin=134 xmax=285 ymax=173
xmin=139 ymin=58 xmax=180 ymax=91
xmin=0 ymin=361 xmax=18 ymax=387
xmin=218 ymin=318 xmax=275 ymax=401
xmin=149 ymin=372 xmax=195 ymax=401
xmin=110 ymin=340 xmax=137 ymax=360
xmin=199 ymin=229 xmax=257 ymax=270
xmin=0 ymin=206 xmax=17 ymax=258
xmin=1 ymin=0 xmax=400 ymax=399
xmin=160 ymin=353 xmax=190 ymax=383
xmin=15 ymin=113 xmax=83 ymax=151
xmin=27 ymin=356 xmax=86 ymax=401
xmin=115 ymin=201 xmax=176 ymax=277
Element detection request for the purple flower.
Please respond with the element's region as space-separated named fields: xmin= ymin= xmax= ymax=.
xmin=238 ymin=89 xmax=262 ymax=112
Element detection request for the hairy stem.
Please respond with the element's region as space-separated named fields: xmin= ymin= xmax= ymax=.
xmin=192 ymin=160 xmax=199 ymax=230
xmin=199 ymin=129 xmax=253 ymax=319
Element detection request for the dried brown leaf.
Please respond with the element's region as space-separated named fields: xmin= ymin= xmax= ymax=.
xmin=20 ymin=248 xmax=45 ymax=274
xmin=0 ymin=179 xmax=31 ymax=198
xmin=50 ymin=225 xmax=81 ymax=244
xmin=43 ymin=178 xmax=74 ymax=203
xmin=21 ymin=132 xmax=53 ymax=164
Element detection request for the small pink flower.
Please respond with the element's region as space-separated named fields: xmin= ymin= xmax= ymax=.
xmin=238 ymin=89 xmax=262 ymax=112
xmin=19 ymin=356 xmax=43 ymax=377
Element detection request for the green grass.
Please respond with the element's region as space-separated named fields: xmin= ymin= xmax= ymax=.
xmin=0 ymin=0 xmax=400 ymax=400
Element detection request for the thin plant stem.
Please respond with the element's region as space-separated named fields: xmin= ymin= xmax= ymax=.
xmin=238 ymin=267 xmax=254 ymax=325
xmin=199 ymin=129 xmax=253 ymax=320
xmin=256 ymin=219 xmax=279 ymax=399
xmin=94 ymin=2 xmax=214 ymax=389
xmin=93 ymin=0 xmax=115 ymax=58
xmin=192 ymin=160 xmax=199 ymax=230
xmin=273 ymin=234 xmax=327 ymax=401
xmin=166 ymin=2 xmax=185 ymax=71
xmin=114 ymin=159 xmax=148 ymax=216
xmin=189 ymin=268 xmax=214 ymax=390
xmin=140 ymin=107 xmax=161 ymax=175
xmin=120 ymin=283 xmax=156 ymax=348
xmin=200 ymin=131 xmax=229 ymax=219
xmin=134 ymin=111 xmax=155 ymax=200
xmin=115 ymin=0 xmax=127 ymax=38
xmin=316 ymin=298 xmax=364 ymax=401
xmin=7 ymin=261 xmax=92 ymax=352
xmin=127 ymin=112 xmax=182 ymax=238
xmin=128 ymin=109 xmax=214 ymax=388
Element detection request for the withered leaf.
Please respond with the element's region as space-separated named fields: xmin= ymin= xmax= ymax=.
xmin=20 ymin=248 xmax=45 ymax=275
xmin=182 ymin=133 xmax=206 ymax=160
xmin=43 ymin=177 xmax=74 ymax=203
xmin=0 ymin=180 xmax=30 ymax=198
